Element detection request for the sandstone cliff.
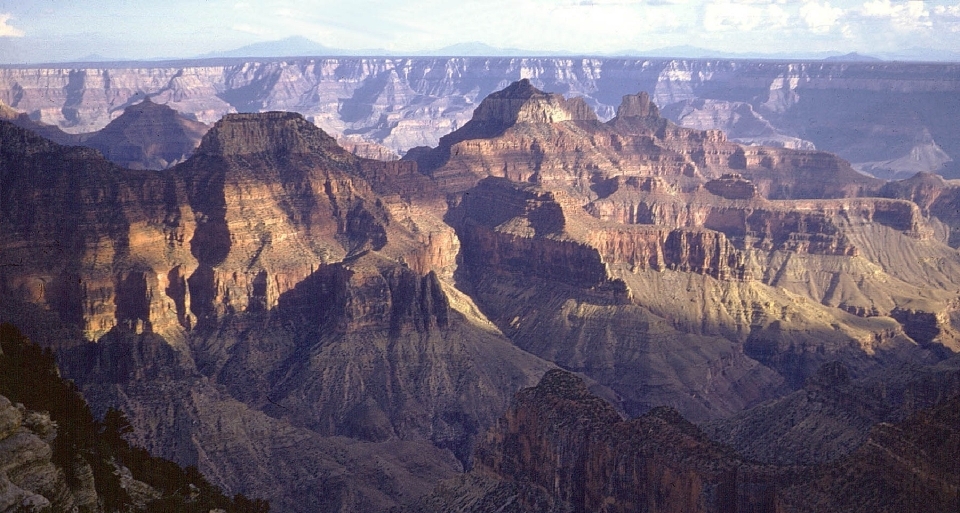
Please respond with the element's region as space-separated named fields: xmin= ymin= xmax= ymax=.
xmin=4 ymin=58 xmax=957 ymax=178
xmin=0 ymin=57 xmax=960 ymax=178
xmin=4 ymin=78 xmax=960 ymax=512
xmin=429 ymin=82 xmax=957 ymax=423
xmin=0 ymin=111 xmax=555 ymax=511
xmin=410 ymin=81 xmax=878 ymax=200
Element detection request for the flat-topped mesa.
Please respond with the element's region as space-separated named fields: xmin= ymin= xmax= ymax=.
xmin=705 ymin=173 xmax=759 ymax=200
xmin=196 ymin=111 xmax=346 ymax=158
xmin=470 ymin=79 xmax=598 ymax=127
xmin=616 ymin=91 xmax=661 ymax=120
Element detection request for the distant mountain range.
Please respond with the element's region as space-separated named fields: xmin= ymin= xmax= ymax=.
xmin=3 ymin=34 xmax=960 ymax=64
xmin=193 ymin=37 xmax=960 ymax=62
xmin=196 ymin=37 xmax=572 ymax=59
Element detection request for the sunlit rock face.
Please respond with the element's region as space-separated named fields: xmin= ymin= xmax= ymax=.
xmin=2 ymin=57 xmax=959 ymax=177
xmin=420 ymin=81 xmax=960 ymax=423
xmin=0 ymin=113 xmax=554 ymax=512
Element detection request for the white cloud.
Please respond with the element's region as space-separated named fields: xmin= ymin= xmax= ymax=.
xmin=703 ymin=1 xmax=790 ymax=32
xmin=933 ymin=2 xmax=960 ymax=32
xmin=860 ymin=0 xmax=931 ymax=30
xmin=0 ymin=13 xmax=25 ymax=38
xmin=800 ymin=1 xmax=843 ymax=33
xmin=935 ymin=4 xmax=960 ymax=17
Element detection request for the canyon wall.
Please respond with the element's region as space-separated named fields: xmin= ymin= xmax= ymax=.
xmin=2 ymin=58 xmax=960 ymax=178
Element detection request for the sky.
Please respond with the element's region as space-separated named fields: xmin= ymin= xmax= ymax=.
xmin=2 ymin=0 xmax=960 ymax=63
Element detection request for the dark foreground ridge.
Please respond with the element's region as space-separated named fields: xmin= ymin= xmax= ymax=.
xmin=412 ymin=369 xmax=960 ymax=513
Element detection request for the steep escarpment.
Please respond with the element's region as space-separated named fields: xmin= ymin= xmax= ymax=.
xmin=0 ymin=112 xmax=555 ymax=511
xmin=3 ymin=58 xmax=960 ymax=180
xmin=413 ymin=369 xmax=960 ymax=513
xmin=0 ymin=119 xmax=182 ymax=341
xmin=433 ymin=82 xmax=958 ymax=422
xmin=411 ymin=82 xmax=879 ymax=199
xmin=472 ymin=370 xmax=781 ymax=513
xmin=5 ymin=77 xmax=960 ymax=512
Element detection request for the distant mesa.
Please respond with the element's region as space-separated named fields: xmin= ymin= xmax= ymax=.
xmin=81 ymin=98 xmax=210 ymax=169
xmin=196 ymin=111 xmax=335 ymax=157
xmin=824 ymin=52 xmax=882 ymax=62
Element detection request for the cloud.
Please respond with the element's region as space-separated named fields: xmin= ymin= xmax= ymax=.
xmin=933 ymin=2 xmax=960 ymax=32
xmin=800 ymin=1 xmax=843 ymax=33
xmin=860 ymin=0 xmax=931 ymax=30
xmin=0 ymin=13 xmax=25 ymax=38
xmin=935 ymin=3 xmax=960 ymax=18
xmin=702 ymin=1 xmax=789 ymax=32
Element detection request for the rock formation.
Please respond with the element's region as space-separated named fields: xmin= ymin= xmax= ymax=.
xmin=0 ymin=395 xmax=90 ymax=512
xmin=4 ymin=77 xmax=960 ymax=512
xmin=701 ymin=357 xmax=960 ymax=465
xmin=2 ymin=57 xmax=959 ymax=178
xmin=425 ymin=81 xmax=959 ymax=422
xmin=79 ymin=97 xmax=210 ymax=169
xmin=411 ymin=369 xmax=960 ymax=513
xmin=0 ymin=110 xmax=554 ymax=511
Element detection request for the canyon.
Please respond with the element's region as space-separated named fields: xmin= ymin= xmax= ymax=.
xmin=2 ymin=57 xmax=960 ymax=178
xmin=1 ymin=73 xmax=959 ymax=512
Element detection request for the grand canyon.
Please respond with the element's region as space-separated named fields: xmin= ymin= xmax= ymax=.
xmin=1 ymin=56 xmax=959 ymax=512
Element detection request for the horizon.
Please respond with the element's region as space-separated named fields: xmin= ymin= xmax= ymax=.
xmin=2 ymin=1 xmax=960 ymax=64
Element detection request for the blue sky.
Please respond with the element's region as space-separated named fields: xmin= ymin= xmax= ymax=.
xmin=2 ymin=0 xmax=960 ymax=62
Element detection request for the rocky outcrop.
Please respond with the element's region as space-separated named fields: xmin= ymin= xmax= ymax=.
xmin=410 ymin=83 xmax=879 ymax=199
xmin=779 ymin=392 xmax=960 ymax=513
xmin=471 ymin=370 xmax=781 ymax=513
xmin=80 ymin=98 xmax=209 ymax=169
xmin=5 ymin=77 xmax=960 ymax=512
xmin=415 ymin=369 xmax=960 ymax=513
xmin=701 ymin=358 xmax=960 ymax=465
xmin=435 ymin=82 xmax=959 ymax=425
xmin=881 ymin=172 xmax=960 ymax=247
xmin=0 ymin=396 xmax=87 ymax=513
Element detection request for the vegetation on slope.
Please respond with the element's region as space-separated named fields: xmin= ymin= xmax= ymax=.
xmin=0 ymin=322 xmax=269 ymax=512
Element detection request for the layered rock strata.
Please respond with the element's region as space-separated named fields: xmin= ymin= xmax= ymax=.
xmin=433 ymin=81 xmax=960 ymax=421
xmin=4 ymin=77 xmax=960 ymax=512
xmin=79 ymin=97 xmax=210 ymax=169
xmin=412 ymin=369 xmax=960 ymax=513
xmin=2 ymin=58 xmax=960 ymax=179
xmin=0 ymin=110 xmax=555 ymax=511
